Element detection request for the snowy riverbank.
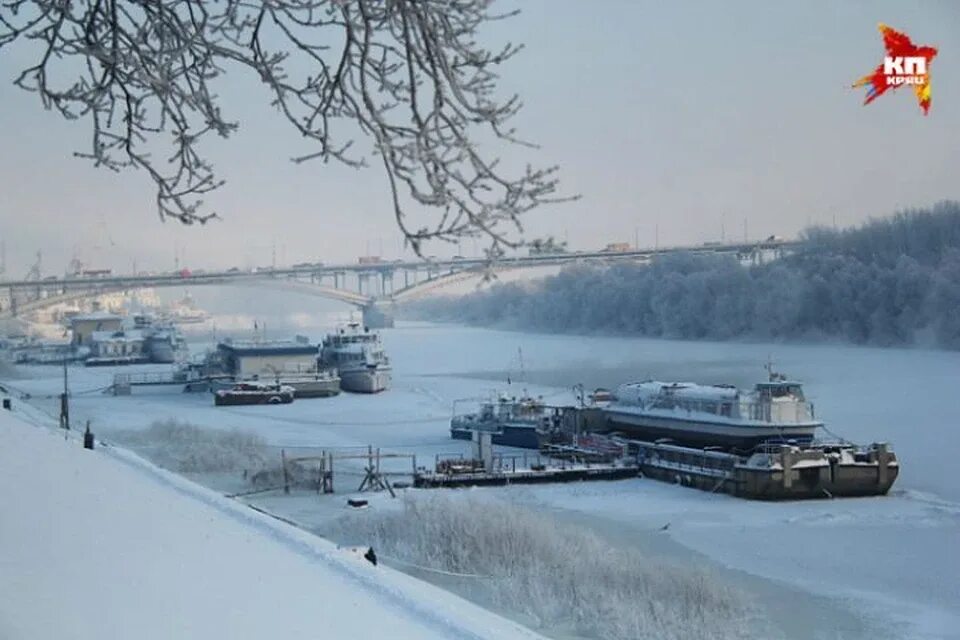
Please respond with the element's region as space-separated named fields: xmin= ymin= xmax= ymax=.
xmin=0 ymin=409 xmax=547 ymax=640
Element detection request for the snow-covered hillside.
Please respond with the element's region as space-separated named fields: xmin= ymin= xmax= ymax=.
xmin=0 ymin=409 xmax=545 ymax=640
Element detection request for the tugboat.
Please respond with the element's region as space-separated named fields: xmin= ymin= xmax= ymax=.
xmin=603 ymin=366 xmax=822 ymax=451
xmin=213 ymin=381 xmax=295 ymax=406
xmin=319 ymin=323 xmax=391 ymax=393
xmin=450 ymin=394 xmax=564 ymax=449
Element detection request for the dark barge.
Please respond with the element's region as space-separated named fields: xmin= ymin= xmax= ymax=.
xmin=213 ymin=382 xmax=295 ymax=406
xmin=630 ymin=439 xmax=898 ymax=500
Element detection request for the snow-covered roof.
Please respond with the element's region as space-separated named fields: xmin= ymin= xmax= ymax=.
xmin=617 ymin=381 xmax=740 ymax=402
xmin=218 ymin=340 xmax=318 ymax=357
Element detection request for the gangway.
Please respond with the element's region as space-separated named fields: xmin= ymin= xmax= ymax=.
xmin=111 ymin=371 xmax=231 ymax=395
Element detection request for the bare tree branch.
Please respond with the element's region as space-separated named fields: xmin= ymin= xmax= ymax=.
xmin=0 ymin=0 xmax=574 ymax=254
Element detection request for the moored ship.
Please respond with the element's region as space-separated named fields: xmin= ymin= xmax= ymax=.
xmin=144 ymin=325 xmax=189 ymax=364
xmin=319 ymin=323 xmax=391 ymax=393
xmin=163 ymin=293 xmax=209 ymax=325
xmin=604 ymin=370 xmax=822 ymax=451
xmin=450 ymin=394 xmax=563 ymax=449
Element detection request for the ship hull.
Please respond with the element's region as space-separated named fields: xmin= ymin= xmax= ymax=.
xmin=214 ymin=391 xmax=294 ymax=406
xmin=450 ymin=424 xmax=543 ymax=449
xmin=148 ymin=343 xmax=187 ymax=364
xmin=604 ymin=409 xmax=819 ymax=452
xmin=282 ymin=377 xmax=341 ymax=398
xmin=85 ymin=356 xmax=150 ymax=367
xmin=339 ymin=368 xmax=391 ymax=393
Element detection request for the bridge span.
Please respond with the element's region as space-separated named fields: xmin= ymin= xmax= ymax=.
xmin=0 ymin=239 xmax=797 ymax=328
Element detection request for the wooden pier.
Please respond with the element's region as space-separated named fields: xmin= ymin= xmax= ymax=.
xmin=414 ymin=464 xmax=639 ymax=488
xmin=111 ymin=371 xmax=232 ymax=394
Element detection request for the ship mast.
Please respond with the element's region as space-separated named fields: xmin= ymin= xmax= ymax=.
xmin=764 ymin=355 xmax=785 ymax=382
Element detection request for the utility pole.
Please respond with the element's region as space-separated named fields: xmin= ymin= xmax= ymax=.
xmin=634 ymin=227 xmax=639 ymax=250
xmin=721 ymin=213 xmax=726 ymax=243
xmin=743 ymin=218 xmax=748 ymax=243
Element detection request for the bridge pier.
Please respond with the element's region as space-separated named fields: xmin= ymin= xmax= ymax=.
xmin=362 ymin=300 xmax=395 ymax=329
xmin=380 ymin=271 xmax=393 ymax=296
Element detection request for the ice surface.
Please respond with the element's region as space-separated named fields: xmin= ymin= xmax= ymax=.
xmin=4 ymin=319 xmax=959 ymax=639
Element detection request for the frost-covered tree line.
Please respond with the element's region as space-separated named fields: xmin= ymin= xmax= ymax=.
xmin=408 ymin=202 xmax=960 ymax=349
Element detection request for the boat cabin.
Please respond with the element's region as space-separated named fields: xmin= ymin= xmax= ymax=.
xmin=754 ymin=381 xmax=806 ymax=400
xmin=216 ymin=340 xmax=319 ymax=378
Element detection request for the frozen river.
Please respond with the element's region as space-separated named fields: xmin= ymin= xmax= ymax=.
xmin=5 ymin=318 xmax=959 ymax=639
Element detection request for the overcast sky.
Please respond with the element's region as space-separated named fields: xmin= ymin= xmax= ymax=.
xmin=0 ymin=1 xmax=957 ymax=276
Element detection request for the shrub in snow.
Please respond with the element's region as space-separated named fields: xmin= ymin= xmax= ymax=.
xmin=115 ymin=420 xmax=269 ymax=474
xmin=329 ymin=494 xmax=760 ymax=640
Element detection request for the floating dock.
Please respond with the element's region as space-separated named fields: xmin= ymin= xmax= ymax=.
xmin=431 ymin=423 xmax=899 ymax=499
xmin=630 ymin=439 xmax=898 ymax=500
xmin=413 ymin=463 xmax=639 ymax=488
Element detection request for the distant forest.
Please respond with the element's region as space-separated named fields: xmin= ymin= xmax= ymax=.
xmin=406 ymin=202 xmax=960 ymax=349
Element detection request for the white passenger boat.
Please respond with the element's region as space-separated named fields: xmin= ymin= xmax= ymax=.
xmin=163 ymin=293 xmax=209 ymax=325
xmin=604 ymin=370 xmax=822 ymax=451
xmin=319 ymin=323 xmax=391 ymax=393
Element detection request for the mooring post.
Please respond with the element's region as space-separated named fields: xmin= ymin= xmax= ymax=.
xmin=317 ymin=457 xmax=324 ymax=495
xmin=59 ymin=358 xmax=70 ymax=431
xmin=83 ymin=420 xmax=94 ymax=450
xmin=327 ymin=451 xmax=335 ymax=494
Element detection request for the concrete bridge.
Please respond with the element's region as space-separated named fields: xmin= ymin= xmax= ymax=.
xmin=0 ymin=239 xmax=797 ymax=328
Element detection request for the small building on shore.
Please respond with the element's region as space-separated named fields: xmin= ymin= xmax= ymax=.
xmin=70 ymin=314 xmax=123 ymax=346
xmin=216 ymin=338 xmax=319 ymax=378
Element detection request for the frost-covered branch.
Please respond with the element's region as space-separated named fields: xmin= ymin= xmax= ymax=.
xmin=0 ymin=0 xmax=570 ymax=254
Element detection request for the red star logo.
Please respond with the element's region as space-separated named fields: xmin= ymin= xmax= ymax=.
xmin=853 ymin=24 xmax=938 ymax=115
